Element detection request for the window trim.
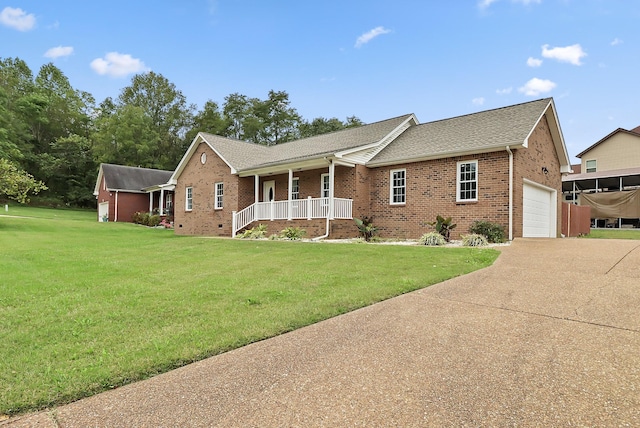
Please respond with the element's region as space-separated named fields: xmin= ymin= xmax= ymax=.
xmin=321 ymin=173 xmax=330 ymax=198
xmin=585 ymin=159 xmax=597 ymax=173
xmin=214 ymin=182 xmax=223 ymax=210
xmin=389 ymin=168 xmax=406 ymax=205
xmin=185 ymin=186 xmax=193 ymax=211
xmin=456 ymin=160 xmax=478 ymax=203
xmin=291 ymin=177 xmax=300 ymax=200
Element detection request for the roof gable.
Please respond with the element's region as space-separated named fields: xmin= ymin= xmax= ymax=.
xmin=576 ymin=127 xmax=640 ymax=158
xmin=95 ymin=163 xmax=173 ymax=195
xmin=368 ymin=98 xmax=571 ymax=172
xmin=171 ymin=114 xmax=415 ymax=179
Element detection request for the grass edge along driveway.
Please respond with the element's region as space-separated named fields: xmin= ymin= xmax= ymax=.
xmin=0 ymin=209 xmax=499 ymax=416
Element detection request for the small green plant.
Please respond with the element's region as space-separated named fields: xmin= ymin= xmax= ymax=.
xmin=279 ymin=226 xmax=307 ymax=240
xmin=419 ymin=232 xmax=446 ymax=246
xmin=469 ymin=221 xmax=505 ymax=243
xmin=427 ymin=215 xmax=457 ymax=242
xmin=237 ymin=224 xmax=268 ymax=239
xmin=462 ymin=233 xmax=488 ymax=247
xmin=354 ymin=216 xmax=379 ymax=242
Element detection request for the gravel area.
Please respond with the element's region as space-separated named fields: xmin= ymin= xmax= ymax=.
xmin=4 ymin=238 xmax=639 ymax=427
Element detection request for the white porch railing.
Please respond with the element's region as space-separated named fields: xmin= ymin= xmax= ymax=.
xmin=232 ymin=197 xmax=353 ymax=236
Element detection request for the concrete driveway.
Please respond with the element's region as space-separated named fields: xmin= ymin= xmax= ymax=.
xmin=4 ymin=238 xmax=640 ymax=427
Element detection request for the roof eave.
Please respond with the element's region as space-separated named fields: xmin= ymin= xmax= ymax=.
xmin=366 ymin=144 xmax=525 ymax=168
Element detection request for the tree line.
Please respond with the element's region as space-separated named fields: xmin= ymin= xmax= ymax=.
xmin=0 ymin=57 xmax=363 ymax=207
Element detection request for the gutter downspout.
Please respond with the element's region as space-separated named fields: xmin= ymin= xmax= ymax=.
xmin=506 ymin=146 xmax=513 ymax=241
xmin=313 ymin=159 xmax=333 ymax=241
xmin=114 ymin=190 xmax=119 ymax=222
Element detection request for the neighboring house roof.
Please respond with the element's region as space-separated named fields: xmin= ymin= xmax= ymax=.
xmin=170 ymin=97 xmax=571 ymax=182
xmin=93 ymin=163 xmax=174 ymax=195
xmin=562 ymin=165 xmax=640 ymax=182
xmin=576 ymin=127 xmax=640 ymax=158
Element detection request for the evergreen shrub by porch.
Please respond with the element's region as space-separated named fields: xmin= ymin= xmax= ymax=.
xmin=237 ymin=224 xmax=268 ymax=239
xmin=132 ymin=212 xmax=161 ymax=227
xmin=279 ymin=226 xmax=307 ymax=240
xmin=469 ymin=221 xmax=505 ymax=243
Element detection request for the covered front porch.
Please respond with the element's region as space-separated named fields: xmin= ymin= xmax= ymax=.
xmin=232 ymin=158 xmax=354 ymax=237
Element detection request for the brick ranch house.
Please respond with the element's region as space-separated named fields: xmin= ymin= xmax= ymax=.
xmin=94 ymin=163 xmax=174 ymax=222
xmin=169 ymin=98 xmax=571 ymax=240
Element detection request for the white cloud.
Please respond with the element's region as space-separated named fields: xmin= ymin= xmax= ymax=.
xmin=479 ymin=0 xmax=539 ymax=9
xmin=355 ymin=26 xmax=391 ymax=48
xmin=611 ymin=38 xmax=623 ymax=46
xmin=90 ymin=52 xmax=149 ymax=77
xmin=44 ymin=46 xmax=74 ymax=59
xmin=496 ymin=87 xmax=512 ymax=95
xmin=472 ymin=97 xmax=485 ymax=106
xmin=541 ymin=44 xmax=587 ymax=65
xmin=207 ymin=0 xmax=218 ymax=15
xmin=527 ymin=57 xmax=543 ymax=67
xmin=0 ymin=7 xmax=36 ymax=31
xmin=518 ymin=78 xmax=556 ymax=96
xmin=478 ymin=0 xmax=498 ymax=8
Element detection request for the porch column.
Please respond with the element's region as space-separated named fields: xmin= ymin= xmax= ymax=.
xmin=254 ymin=175 xmax=259 ymax=204
xmin=328 ymin=160 xmax=335 ymax=220
xmin=148 ymin=191 xmax=153 ymax=214
xmin=573 ymin=181 xmax=576 ymax=204
xmin=159 ymin=188 xmax=165 ymax=216
xmin=287 ymin=169 xmax=293 ymax=220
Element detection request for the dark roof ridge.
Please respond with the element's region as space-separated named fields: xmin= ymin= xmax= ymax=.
xmin=101 ymin=163 xmax=173 ymax=173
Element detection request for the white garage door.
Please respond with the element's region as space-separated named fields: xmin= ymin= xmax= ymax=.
xmin=523 ymin=182 xmax=555 ymax=237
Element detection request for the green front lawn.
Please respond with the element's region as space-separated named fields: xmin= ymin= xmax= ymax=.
xmin=582 ymin=228 xmax=640 ymax=240
xmin=0 ymin=209 xmax=499 ymax=415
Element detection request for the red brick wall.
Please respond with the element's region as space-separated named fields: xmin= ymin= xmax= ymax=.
xmin=95 ymin=176 xmax=151 ymax=222
xmin=512 ymin=114 xmax=562 ymax=237
xmin=174 ymin=143 xmax=239 ymax=236
xmin=367 ymin=153 xmax=510 ymax=240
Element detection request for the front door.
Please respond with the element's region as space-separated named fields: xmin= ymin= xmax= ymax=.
xmin=263 ymin=180 xmax=275 ymax=202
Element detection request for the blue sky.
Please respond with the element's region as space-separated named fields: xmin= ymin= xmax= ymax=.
xmin=1 ymin=1 xmax=639 ymax=162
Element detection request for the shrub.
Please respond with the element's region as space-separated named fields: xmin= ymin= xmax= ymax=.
xmin=147 ymin=215 xmax=161 ymax=227
xmin=462 ymin=233 xmax=488 ymax=247
xmin=279 ymin=226 xmax=306 ymax=240
xmin=419 ymin=232 xmax=446 ymax=246
xmin=427 ymin=215 xmax=457 ymax=242
xmin=354 ymin=216 xmax=379 ymax=242
xmin=469 ymin=221 xmax=505 ymax=243
xmin=132 ymin=212 xmax=144 ymax=224
xmin=236 ymin=224 xmax=268 ymax=239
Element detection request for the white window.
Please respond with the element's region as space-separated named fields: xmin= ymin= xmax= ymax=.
xmin=321 ymin=174 xmax=330 ymax=198
xmin=166 ymin=193 xmax=173 ymax=211
xmin=185 ymin=187 xmax=193 ymax=210
xmin=457 ymin=160 xmax=478 ymax=202
xmin=390 ymin=169 xmax=406 ymax=205
xmin=215 ymin=182 xmax=223 ymax=209
xmin=586 ymin=160 xmax=596 ymax=173
xmin=291 ymin=178 xmax=299 ymax=200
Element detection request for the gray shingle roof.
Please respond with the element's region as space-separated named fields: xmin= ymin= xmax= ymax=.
xmin=101 ymin=163 xmax=173 ymax=191
xmin=200 ymin=114 xmax=414 ymax=172
xmin=369 ymin=98 xmax=552 ymax=165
